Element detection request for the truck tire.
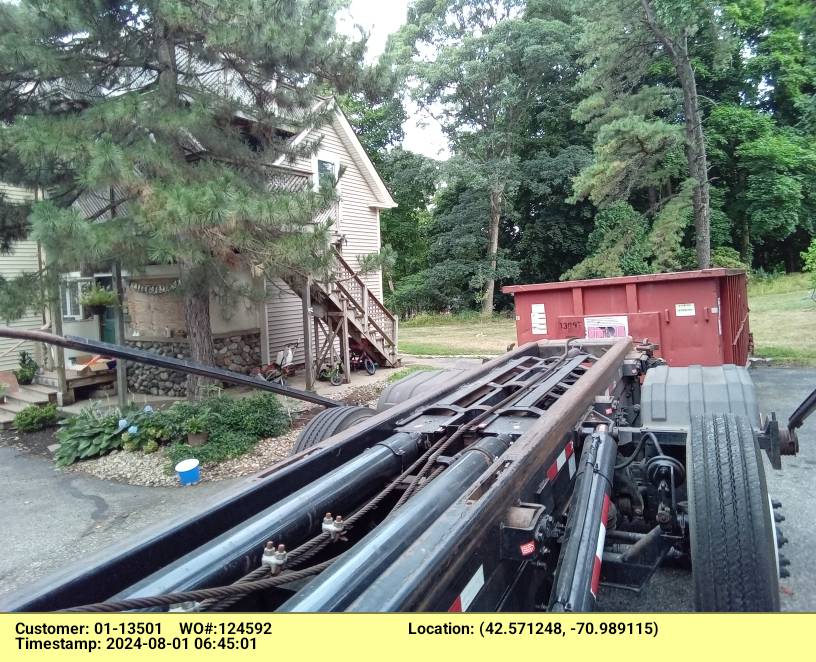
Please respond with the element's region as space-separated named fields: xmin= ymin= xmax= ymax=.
xmin=290 ymin=405 xmax=376 ymax=456
xmin=688 ymin=413 xmax=780 ymax=611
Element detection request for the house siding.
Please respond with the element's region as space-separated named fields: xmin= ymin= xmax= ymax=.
xmin=264 ymin=279 xmax=306 ymax=365
xmin=0 ymin=240 xmax=43 ymax=372
xmin=264 ymin=116 xmax=386 ymax=364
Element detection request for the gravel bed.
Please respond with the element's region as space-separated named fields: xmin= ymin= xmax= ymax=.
xmin=62 ymin=447 xmax=177 ymax=487
xmin=64 ymin=380 xmax=390 ymax=487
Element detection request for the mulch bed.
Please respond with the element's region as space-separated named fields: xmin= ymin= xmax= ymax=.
xmin=0 ymin=425 xmax=59 ymax=459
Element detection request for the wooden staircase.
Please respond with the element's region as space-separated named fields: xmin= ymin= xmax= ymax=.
xmin=282 ymin=248 xmax=399 ymax=373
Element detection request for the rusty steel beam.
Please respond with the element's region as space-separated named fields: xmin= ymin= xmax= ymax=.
xmin=0 ymin=326 xmax=339 ymax=408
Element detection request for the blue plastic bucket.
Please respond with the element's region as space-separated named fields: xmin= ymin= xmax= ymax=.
xmin=175 ymin=458 xmax=200 ymax=486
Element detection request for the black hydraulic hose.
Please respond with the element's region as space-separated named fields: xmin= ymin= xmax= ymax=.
xmin=789 ymin=386 xmax=816 ymax=431
xmin=614 ymin=431 xmax=660 ymax=470
xmin=278 ymin=434 xmax=513 ymax=612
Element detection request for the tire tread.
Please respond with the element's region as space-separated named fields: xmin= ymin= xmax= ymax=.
xmin=688 ymin=413 xmax=779 ymax=611
xmin=291 ymin=405 xmax=375 ymax=455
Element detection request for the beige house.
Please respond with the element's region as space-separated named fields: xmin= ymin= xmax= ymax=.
xmin=0 ymin=102 xmax=399 ymax=395
xmin=0 ymin=186 xmax=43 ymax=372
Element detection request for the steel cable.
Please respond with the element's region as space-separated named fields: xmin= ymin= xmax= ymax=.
xmin=394 ymin=352 xmax=573 ymax=508
xmin=60 ymin=561 xmax=335 ymax=613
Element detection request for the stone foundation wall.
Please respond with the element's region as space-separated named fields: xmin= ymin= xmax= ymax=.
xmin=126 ymin=330 xmax=262 ymax=397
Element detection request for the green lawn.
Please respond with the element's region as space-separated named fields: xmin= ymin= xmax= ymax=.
xmin=400 ymin=313 xmax=515 ymax=356
xmin=398 ymin=273 xmax=816 ymax=366
xmin=748 ymin=273 xmax=816 ymax=366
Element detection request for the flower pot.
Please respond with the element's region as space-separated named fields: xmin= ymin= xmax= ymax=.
xmin=187 ymin=431 xmax=209 ymax=447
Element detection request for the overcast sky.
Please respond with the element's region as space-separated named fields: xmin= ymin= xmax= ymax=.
xmin=342 ymin=0 xmax=449 ymax=159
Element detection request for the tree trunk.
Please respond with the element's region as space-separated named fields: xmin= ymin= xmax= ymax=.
xmin=738 ymin=217 xmax=752 ymax=266
xmin=640 ymin=0 xmax=711 ymax=269
xmin=156 ymin=20 xmax=178 ymax=106
xmin=481 ymin=187 xmax=502 ymax=317
xmin=184 ymin=286 xmax=216 ymax=400
xmin=47 ymin=269 xmax=68 ymax=404
xmin=677 ymin=55 xmax=711 ymax=269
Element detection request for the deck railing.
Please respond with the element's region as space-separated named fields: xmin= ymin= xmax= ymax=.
xmin=329 ymin=248 xmax=396 ymax=349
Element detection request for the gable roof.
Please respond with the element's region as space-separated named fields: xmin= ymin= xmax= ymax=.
xmin=273 ymin=98 xmax=397 ymax=209
xmin=330 ymin=103 xmax=396 ymax=209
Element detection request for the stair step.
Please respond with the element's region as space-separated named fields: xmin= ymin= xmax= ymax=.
xmin=0 ymin=410 xmax=15 ymax=429
xmin=34 ymin=375 xmax=59 ymax=388
xmin=6 ymin=388 xmax=52 ymax=405
xmin=0 ymin=400 xmax=29 ymax=414
xmin=21 ymin=383 xmax=58 ymax=397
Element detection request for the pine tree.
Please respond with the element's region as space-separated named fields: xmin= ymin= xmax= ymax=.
xmin=573 ymin=0 xmax=728 ymax=269
xmin=0 ymin=0 xmax=367 ymax=396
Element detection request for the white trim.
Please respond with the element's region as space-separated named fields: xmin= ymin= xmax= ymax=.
xmin=312 ymin=151 xmax=342 ymax=230
xmin=271 ymin=98 xmax=330 ymax=167
xmin=376 ymin=209 xmax=383 ymax=295
xmin=331 ymin=105 xmax=397 ymax=209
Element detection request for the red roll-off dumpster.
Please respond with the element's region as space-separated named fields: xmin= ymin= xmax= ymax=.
xmin=502 ymin=269 xmax=750 ymax=367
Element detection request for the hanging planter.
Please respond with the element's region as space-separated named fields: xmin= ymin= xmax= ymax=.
xmin=79 ymin=284 xmax=119 ymax=316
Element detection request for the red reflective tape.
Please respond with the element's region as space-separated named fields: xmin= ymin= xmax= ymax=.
xmin=565 ymin=440 xmax=574 ymax=458
xmin=590 ymin=555 xmax=602 ymax=597
xmin=600 ymin=492 xmax=611 ymax=525
xmin=546 ymin=462 xmax=558 ymax=482
xmin=448 ymin=596 xmax=462 ymax=612
xmin=591 ymin=493 xmax=611 ymax=599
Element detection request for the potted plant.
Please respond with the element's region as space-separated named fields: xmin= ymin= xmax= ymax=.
xmin=79 ymin=283 xmax=119 ymax=315
xmin=13 ymin=351 xmax=38 ymax=385
xmin=184 ymin=413 xmax=210 ymax=447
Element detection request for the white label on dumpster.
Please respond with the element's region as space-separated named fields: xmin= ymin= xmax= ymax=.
xmin=675 ymin=303 xmax=696 ymax=317
xmin=531 ymin=303 xmax=547 ymax=335
xmin=584 ymin=315 xmax=628 ymax=339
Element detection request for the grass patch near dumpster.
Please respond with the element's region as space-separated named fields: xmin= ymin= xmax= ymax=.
xmin=387 ymin=364 xmax=438 ymax=383
xmin=749 ymin=274 xmax=816 ymax=366
xmin=400 ymin=313 xmax=515 ymax=356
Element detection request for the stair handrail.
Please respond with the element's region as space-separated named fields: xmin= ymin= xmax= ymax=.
xmin=329 ymin=248 xmax=396 ymax=344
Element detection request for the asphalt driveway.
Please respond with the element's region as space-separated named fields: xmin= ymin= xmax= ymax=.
xmin=0 ymin=445 xmax=241 ymax=600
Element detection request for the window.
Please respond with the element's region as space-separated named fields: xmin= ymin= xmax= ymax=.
xmin=61 ymin=276 xmax=93 ymax=321
xmin=313 ymin=154 xmax=339 ymax=191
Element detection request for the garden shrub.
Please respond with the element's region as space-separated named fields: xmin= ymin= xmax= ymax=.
xmin=164 ymin=393 xmax=289 ymax=470
xmin=55 ymin=406 xmax=125 ymax=466
xmin=54 ymin=393 xmax=289 ymax=468
xmin=14 ymin=403 xmax=58 ymax=432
